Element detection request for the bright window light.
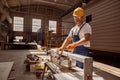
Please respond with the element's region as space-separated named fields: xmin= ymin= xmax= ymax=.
xmin=32 ymin=19 xmax=41 ymax=32
xmin=13 ymin=16 xmax=24 ymax=31
xmin=49 ymin=20 xmax=57 ymax=33
xmin=15 ymin=36 xmax=23 ymax=42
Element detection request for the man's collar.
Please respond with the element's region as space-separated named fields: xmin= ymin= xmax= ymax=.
xmin=77 ymin=22 xmax=85 ymax=27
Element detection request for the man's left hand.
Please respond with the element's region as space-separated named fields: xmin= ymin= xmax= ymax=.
xmin=66 ymin=43 xmax=77 ymax=51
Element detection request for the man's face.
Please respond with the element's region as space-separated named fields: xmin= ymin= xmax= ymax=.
xmin=73 ymin=16 xmax=83 ymax=25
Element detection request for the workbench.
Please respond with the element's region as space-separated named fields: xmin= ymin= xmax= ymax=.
xmin=41 ymin=50 xmax=93 ymax=80
xmin=4 ymin=42 xmax=37 ymax=50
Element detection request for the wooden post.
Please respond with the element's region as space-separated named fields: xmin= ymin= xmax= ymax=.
xmin=84 ymin=58 xmax=93 ymax=80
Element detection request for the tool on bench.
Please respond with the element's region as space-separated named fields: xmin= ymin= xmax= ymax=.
xmin=58 ymin=46 xmax=66 ymax=65
xmin=57 ymin=47 xmax=73 ymax=70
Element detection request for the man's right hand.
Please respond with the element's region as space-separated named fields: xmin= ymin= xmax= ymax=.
xmin=56 ymin=47 xmax=63 ymax=52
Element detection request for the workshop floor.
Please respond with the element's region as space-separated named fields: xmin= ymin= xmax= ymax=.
xmin=0 ymin=50 xmax=119 ymax=80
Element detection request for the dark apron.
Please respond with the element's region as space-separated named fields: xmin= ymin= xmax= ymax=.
xmin=72 ymin=23 xmax=89 ymax=68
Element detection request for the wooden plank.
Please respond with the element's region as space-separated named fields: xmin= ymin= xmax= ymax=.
xmin=45 ymin=62 xmax=61 ymax=74
xmin=61 ymin=51 xmax=91 ymax=63
xmin=54 ymin=72 xmax=83 ymax=80
xmin=84 ymin=58 xmax=93 ymax=80
xmin=54 ymin=72 xmax=104 ymax=80
xmin=29 ymin=51 xmax=46 ymax=55
xmin=93 ymin=61 xmax=120 ymax=77
xmin=0 ymin=62 xmax=14 ymax=80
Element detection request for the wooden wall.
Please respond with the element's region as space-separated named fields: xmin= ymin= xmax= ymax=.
xmin=10 ymin=5 xmax=63 ymax=42
xmin=62 ymin=12 xmax=74 ymax=35
xmin=85 ymin=0 xmax=120 ymax=53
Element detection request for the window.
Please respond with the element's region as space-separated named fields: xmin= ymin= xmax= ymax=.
xmin=15 ymin=36 xmax=23 ymax=42
xmin=13 ymin=16 xmax=24 ymax=31
xmin=32 ymin=19 xmax=41 ymax=32
xmin=86 ymin=14 xmax=92 ymax=23
xmin=49 ymin=20 xmax=57 ymax=33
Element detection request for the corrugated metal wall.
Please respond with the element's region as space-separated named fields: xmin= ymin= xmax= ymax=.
xmin=85 ymin=0 xmax=120 ymax=53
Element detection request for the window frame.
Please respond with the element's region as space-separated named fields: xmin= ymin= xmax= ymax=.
xmin=32 ymin=18 xmax=42 ymax=32
xmin=13 ymin=16 xmax=24 ymax=32
xmin=49 ymin=20 xmax=57 ymax=33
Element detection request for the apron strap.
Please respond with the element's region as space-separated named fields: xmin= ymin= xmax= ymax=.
xmin=72 ymin=23 xmax=86 ymax=37
xmin=77 ymin=23 xmax=86 ymax=35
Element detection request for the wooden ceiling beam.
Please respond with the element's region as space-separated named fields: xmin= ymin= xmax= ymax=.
xmin=0 ymin=0 xmax=12 ymax=24
xmin=61 ymin=0 xmax=90 ymax=17
xmin=1 ymin=0 xmax=9 ymax=8
xmin=34 ymin=0 xmax=72 ymax=8
xmin=61 ymin=0 xmax=82 ymax=17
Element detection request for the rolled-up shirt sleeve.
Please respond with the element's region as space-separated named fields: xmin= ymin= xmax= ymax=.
xmin=82 ymin=23 xmax=92 ymax=35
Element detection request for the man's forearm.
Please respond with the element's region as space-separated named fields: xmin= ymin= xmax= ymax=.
xmin=74 ymin=34 xmax=91 ymax=47
xmin=61 ymin=36 xmax=71 ymax=48
xmin=75 ymin=37 xmax=89 ymax=47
